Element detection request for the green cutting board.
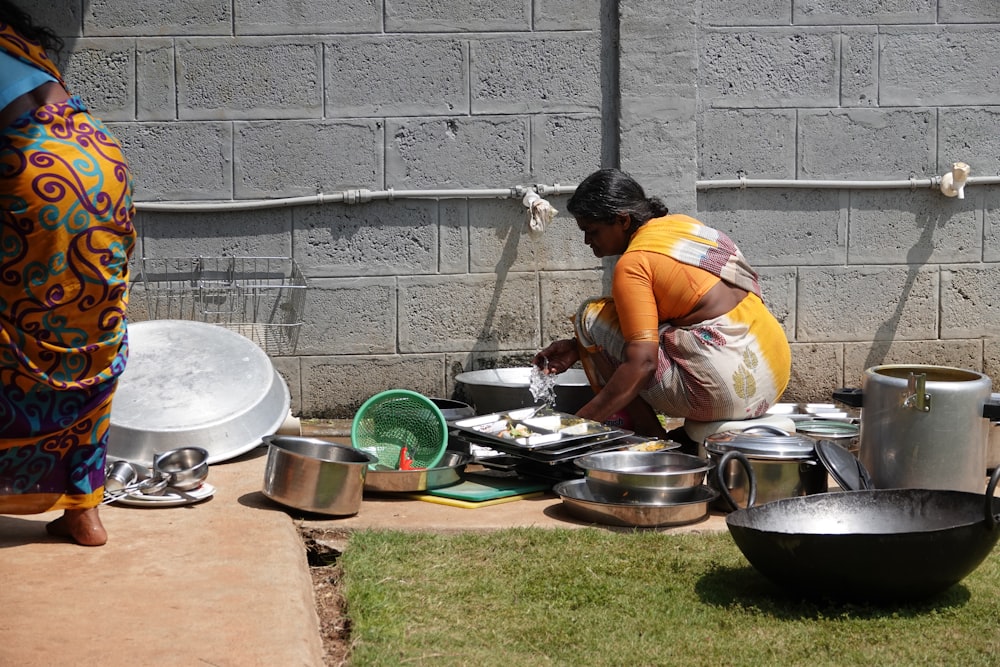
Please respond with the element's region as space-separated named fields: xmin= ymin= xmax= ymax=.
xmin=426 ymin=474 xmax=551 ymax=502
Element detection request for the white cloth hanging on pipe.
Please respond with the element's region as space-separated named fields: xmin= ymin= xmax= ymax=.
xmin=522 ymin=190 xmax=558 ymax=234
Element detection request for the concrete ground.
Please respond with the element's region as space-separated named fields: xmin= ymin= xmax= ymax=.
xmin=0 ymin=421 xmax=729 ymax=667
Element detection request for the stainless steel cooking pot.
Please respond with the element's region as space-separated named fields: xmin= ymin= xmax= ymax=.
xmin=701 ymin=427 xmax=829 ymax=507
xmin=834 ymin=364 xmax=1000 ymax=492
xmin=261 ymin=435 xmax=377 ymax=516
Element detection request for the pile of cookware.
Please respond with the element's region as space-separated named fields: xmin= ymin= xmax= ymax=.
xmin=722 ymin=364 xmax=1000 ymax=602
xmin=553 ymin=449 xmax=755 ymax=528
xmin=103 ymin=446 xmax=212 ymax=506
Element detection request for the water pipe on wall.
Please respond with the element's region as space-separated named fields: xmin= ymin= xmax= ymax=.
xmin=134 ymin=183 xmax=579 ymax=213
xmin=132 ymin=169 xmax=1000 ymax=214
xmin=696 ymin=171 xmax=1000 ymax=193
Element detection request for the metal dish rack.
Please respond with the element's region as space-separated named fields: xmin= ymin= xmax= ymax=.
xmin=135 ymin=257 xmax=306 ymax=356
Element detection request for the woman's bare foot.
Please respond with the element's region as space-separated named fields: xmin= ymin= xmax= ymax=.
xmin=46 ymin=507 xmax=108 ymax=546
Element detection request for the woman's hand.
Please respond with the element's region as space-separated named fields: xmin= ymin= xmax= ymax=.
xmin=533 ymin=338 xmax=580 ymax=374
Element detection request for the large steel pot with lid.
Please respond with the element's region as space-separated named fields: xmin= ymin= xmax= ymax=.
xmin=834 ymin=365 xmax=1000 ymax=493
xmin=700 ymin=427 xmax=834 ymax=506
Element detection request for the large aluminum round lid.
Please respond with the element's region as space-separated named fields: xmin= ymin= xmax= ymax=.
xmin=703 ymin=430 xmax=817 ymax=461
xmin=108 ymin=320 xmax=290 ymax=465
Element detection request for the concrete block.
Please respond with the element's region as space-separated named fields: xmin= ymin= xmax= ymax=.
xmin=234 ymin=120 xmax=382 ymax=198
xmin=757 ymin=267 xmax=797 ymax=339
xmin=234 ymin=0 xmax=381 ymax=34
xmin=292 ymin=200 xmax=438 ymax=277
xmin=939 ymin=1 xmax=1000 ymax=22
xmin=439 ymin=201 xmax=470 ymax=275
xmin=795 ymin=0 xmax=934 ymax=24
xmin=619 ymin=108 xmax=697 ymax=190
xmin=797 ymin=266 xmax=939 ymax=342
xmin=697 ymin=189 xmax=847 ymax=266
xmin=848 ymin=189 xmax=981 ymax=264
xmin=294 ymin=277 xmax=396 ymax=356
xmin=176 ymin=38 xmax=322 ymax=120
xmin=985 ymin=188 xmax=1000 ymax=262
xmin=621 ymin=31 xmax=696 ymax=95
xmin=397 ymin=273 xmax=540 ymax=353
xmin=134 ymin=209 xmax=291 ymax=259
xmin=325 ymin=37 xmax=467 ymax=117
xmin=61 ymin=38 xmax=135 ymax=121
xmin=880 ymin=26 xmax=1000 ymax=106
xmin=385 ymin=116 xmax=530 ymax=188
xmin=470 ymin=34 xmax=601 ymax=114
xmin=108 ymin=121 xmax=233 ymax=201
xmin=939 ymin=108 xmax=1000 ymax=177
xmin=941 ymin=266 xmax=1000 ymax=338
xmin=843 ymin=340 xmax=984 ymax=384
xmin=85 ymin=1 xmax=231 ymax=36
xmin=539 ymin=270 xmax=605 ymax=342
xmin=699 ymin=28 xmax=839 ymax=108
xmin=784 ymin=343 xmax=844 ymax=403
xmin=301 ymin=355 xmax=446 ymax=419
xmin=620 ymin=0 xmax=698 ymax=25
xmin=701 ymin=0 xmax=791 ymax=26
xmin=698 ymin=109 xmax=796 ymax=179
xmin=530 ymin=114 xmax=603 ymax=184
xmin=270 ymin=356 xmax=302 ymax=415
xmin=137 ymin=38 xmax=175 ymax=121
xmin=798 ymin=108 xmax=935 ymax=179
xmin=534 ymin=0 xmax=600 ymax=30
xmin=841 ymin=29 xmax=878 ymax=107
xmin=468 ymin=199 xmax=601 ymax=273
xmin=385 ymin=0 xmax=530 ymax=32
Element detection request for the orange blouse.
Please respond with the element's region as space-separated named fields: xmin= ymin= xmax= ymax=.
xmin=612 ymin=248 xmax=720 ymax=342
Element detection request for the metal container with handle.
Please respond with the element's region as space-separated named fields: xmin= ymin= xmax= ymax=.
xmin=700 ymin=426 xmax=830 ymax=506
xmin=834 ymin=364 xmax=1000 ymax=493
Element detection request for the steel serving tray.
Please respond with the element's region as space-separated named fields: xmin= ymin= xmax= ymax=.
xmin=452 ymin=407 xmax=626 ymax=450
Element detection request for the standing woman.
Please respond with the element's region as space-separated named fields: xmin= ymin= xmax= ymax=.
xmin=0 ymin=3 xmax=136 ymax=545
xmin=534 ymin=169 xmax=790 ymax=441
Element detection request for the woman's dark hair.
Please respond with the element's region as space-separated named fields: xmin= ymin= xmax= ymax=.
xmin=0 ymin=1 xmax=63 ymax=56
xmin=567 ymin=168 xmax=669 ymax=229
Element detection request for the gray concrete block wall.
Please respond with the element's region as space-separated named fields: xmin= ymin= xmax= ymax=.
xmin=696 ymin=4 xmax=1000 ymax=402
xmin=19 ymin=0 xmax=1000 ymax=416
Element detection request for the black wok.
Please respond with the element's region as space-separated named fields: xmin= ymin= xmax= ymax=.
xmin=725 ymin=468 xmax=1000 ymax=602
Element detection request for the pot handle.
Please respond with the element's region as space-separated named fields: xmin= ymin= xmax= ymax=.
xmin=983 ymin=397 xmax=1000 ymax=421
xmin=985 ymin=466 xmax=1000 ymax=530
xmin=715 ymin=450 xmax=757 ymax=512
xmin=741 ymin=424 xmax=790 ymax=436
xmin=832 ymin=387 xmax=863 ymax=408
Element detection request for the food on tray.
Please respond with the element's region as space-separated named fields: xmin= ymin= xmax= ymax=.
xmin=628 ymin=439 xmax=673 ymax=452
xmin=498 ymin=423 xmax=533 ymax=439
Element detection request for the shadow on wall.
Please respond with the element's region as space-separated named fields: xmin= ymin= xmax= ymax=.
xmin=862 ymin=206 xmax=952 ymax=373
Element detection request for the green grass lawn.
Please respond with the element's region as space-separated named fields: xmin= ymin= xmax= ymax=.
xmin=337 ymin=528 xmax=1000 ymax=667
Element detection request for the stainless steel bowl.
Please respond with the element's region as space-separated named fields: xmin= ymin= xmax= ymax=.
xmin=554 ymin=479 xmax=719 ymax=528
xmin=574 ymin=450 xmax=715 ymax=502
xmin=153 ymin=447 xmax=210 ymax=491
xmin=363 ymin=451 xmax=470 ymax=493
xmin=454 ymin=367 xmax=594 ymax=414
xmin=262 ymin=436 xmax=377 ymax=516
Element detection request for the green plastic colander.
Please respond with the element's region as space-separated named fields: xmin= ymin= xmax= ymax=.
xmin=351 ymin=389 xmax=448 ymax=470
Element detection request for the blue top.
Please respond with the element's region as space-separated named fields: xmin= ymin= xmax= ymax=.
xmin=0 ymin=50 xmax=57 ymax=113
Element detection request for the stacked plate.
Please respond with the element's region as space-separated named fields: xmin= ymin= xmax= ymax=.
xmin=553 ymin=450 xmax=720 ymax=528
xmin=450 ymin=407 xmax=634 ymax=465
